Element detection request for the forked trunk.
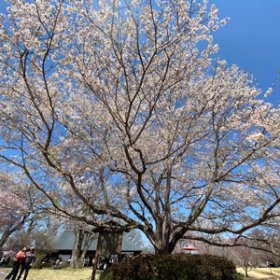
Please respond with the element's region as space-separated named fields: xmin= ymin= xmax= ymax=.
xmin=151 ymin=226 xmax=186 ymax=255
xmin=154 ymin=237 xmax=176 ymax=255
xmin=70 ymin=229 xmax=97 ymax=268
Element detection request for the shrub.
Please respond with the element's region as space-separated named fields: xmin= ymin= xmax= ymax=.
xmin=235 ymin=273 xmax=245 ymax=280
xmin=100 ymin=254 xmax=238 ymax=280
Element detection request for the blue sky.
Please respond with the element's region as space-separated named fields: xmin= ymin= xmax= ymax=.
xmin=0 ymin=1 xmax=279 ymax=104
xmin=210 ymin=0 xmax=280 ymax=105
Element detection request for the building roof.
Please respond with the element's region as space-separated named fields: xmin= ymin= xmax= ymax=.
xmin=54 ymin=231 xmax=141 ymax=252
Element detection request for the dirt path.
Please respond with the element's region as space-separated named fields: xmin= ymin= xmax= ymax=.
xmin=0 ymin=268 xmax=8 ymax=280
xmin=0 ymin=267 xmax=9 ymax=280
xmin=245 ymin=276 xmax=280 ymax=280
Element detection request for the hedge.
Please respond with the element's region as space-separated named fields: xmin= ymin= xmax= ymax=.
xmin=100 ymin=254 xmax=239 ymax=280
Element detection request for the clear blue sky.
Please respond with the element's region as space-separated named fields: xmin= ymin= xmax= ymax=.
xmin=210 ymin=0 xmax=280 ymax=105
xmin=0 ymin=1 xmax=279 ymax=104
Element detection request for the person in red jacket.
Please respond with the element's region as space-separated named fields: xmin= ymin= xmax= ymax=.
xmin=16 ymin=247 xmax=36 ymax=280
xmin=5 ymin=247 xmax=26 ymax=280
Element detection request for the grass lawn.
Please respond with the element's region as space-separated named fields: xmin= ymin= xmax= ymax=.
xmin=2 ymin=267 xmax=280 ymax=280
xmin=0 ymin=268 xmax=101 ymax=280
xmin=237 ymin=267 xmax=280 ymax=279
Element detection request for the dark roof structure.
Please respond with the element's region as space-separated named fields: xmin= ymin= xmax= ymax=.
xmin=54 ymin=231 xmax=141 ymax=253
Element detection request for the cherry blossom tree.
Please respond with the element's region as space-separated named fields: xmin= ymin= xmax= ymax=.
xmin=70 ymin=226 xmax=97 ymax=268
xmin=0 ymin=172 xmax=32 ymax=248
xmin=56 ymin=211 xmax=98 ymax=268
xmin=0 ymin=0 xmax=280 ymax=254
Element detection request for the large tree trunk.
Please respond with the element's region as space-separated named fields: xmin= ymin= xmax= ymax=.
xmin=70 ymin=229 xmax=83 ymax=268
xmin=153 ymin=235 xmax=175 ymax=255
xmin=151 ymin=223 xmax=188 ymax=255
xmin=32 ymin=252 xmax=47 ymax=269
xmin=70 ymin=229 xmax=97 ymax=268
xmin=78 ymin=231 xmax=96 ymax=265
xmin=154 ymin=242 xmax=176 ymax=255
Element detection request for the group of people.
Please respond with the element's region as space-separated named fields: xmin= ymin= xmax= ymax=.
xmin=5 ymin=247 xmax=35 ymax=280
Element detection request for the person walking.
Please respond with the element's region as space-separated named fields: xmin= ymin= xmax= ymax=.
xmin=16 ymin=247 xmax=35 ymax=280
xmin=5 ymin=247 xmax=26 ymax=280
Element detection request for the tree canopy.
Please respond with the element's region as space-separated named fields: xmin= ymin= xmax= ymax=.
xmin=0 ymin=0 xmax=280 ymax=254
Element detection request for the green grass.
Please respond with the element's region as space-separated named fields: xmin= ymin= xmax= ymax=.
xmin=0 ymin=268 xmax=101 ymax=280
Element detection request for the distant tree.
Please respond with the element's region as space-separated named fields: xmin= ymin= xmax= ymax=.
xmin=183 ymin=229 xmax=277 ymax=268
xmin=249 ymin=227 xmax=280 ymax=267
xmin=7 ymin=225 xmax=58 ymax=268
xmin=46 ymin=185 xmax=100 ymax=268
xmin=234 ymin=238 xmax=254 ymax=277
xmin=69 ymin=225 xmax=97 ymax=268
xmin=0 ymin=172 xmax=32 ymax=249
xmin=0 ymin=0 xmax=280 ymax=255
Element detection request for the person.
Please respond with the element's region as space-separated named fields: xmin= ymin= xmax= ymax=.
xmin=0 ymin=250 xmax=10 ymax=265
xmin=5 ymin=247 xmax=26 ymax=280
xmin=16 ymin=247 xmax=35 ymax=280
xmin=54 ymin=257 xmax=62 ymax=268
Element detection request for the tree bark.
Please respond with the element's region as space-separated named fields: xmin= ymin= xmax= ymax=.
xmin=70 ymin=229 xmax=97 ymax=268
xmin=78 ymin=232 xmax=96 ymax=266
xmin=0 ymin=229 xmax=11 ymax=249
xmin=70 ymin=229 xmax=83 ymax=268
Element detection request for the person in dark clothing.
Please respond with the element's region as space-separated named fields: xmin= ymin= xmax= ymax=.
xmin=16 ymin=247 xmax=35 ymax=280
xmin=5 ymin=247 xmax=26 ymax=280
